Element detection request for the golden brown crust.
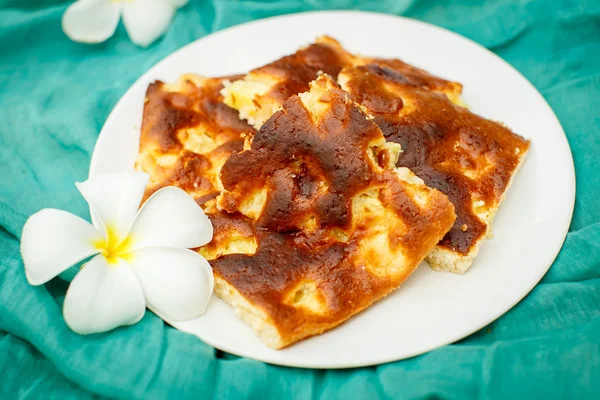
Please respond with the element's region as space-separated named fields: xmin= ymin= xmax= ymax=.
xmin=220 ymin=85 xmax=384 ymax=231
xmin=221 ymin=36 xmax=357 ymax=129
xmin=339 ymin=64 xmax=530 ymax=254
xmin=212 ymin=75 xmax=456 ymax=347
xmin=136 ymin=75 xmax=255 ymax=205
xmin=251 ymin=36 xmax=356 ymax=105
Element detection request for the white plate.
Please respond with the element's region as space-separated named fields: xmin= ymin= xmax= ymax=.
xmin=90 ymin=11 xmax=575 ymax=369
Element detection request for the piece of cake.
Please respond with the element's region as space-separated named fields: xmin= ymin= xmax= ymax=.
xmin=135 ymin=74 xmax=262 ymax=259
xmin=222 ymin=37 xmax=530 ymax=274
xmin=211 ymin=75 xmax=456 ymax=348
xmin=338 ymin=64 xmax=529 ymax=273
xmin=135 ymin=74 xmax=255 ymax=206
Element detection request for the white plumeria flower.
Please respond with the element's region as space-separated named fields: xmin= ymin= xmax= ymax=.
xmin=62 ymin=0 xmax=189 ymax=47
xmin=20 ymin=172 xmax=214 ymax=334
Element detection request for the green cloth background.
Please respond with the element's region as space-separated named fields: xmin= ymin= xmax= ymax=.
xmin=1 ymin=0 xmax=599 ymax=398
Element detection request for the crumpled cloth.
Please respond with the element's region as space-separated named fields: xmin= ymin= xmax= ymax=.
xmin=1 ymin=0 xmax=599 ymax=398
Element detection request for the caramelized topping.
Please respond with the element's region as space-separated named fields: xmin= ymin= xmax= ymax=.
xmin=136 ymin=75 xmax=255 ymax=203
xmin=258 ymin=38 xmax=355 ymax=103
xmin=211 ymin=76 xmax=455 ymax=342
xmin=341 ymin=64 xmax=530 ymax=254
xmin=220 ymin=80 xmax=384 ymax=232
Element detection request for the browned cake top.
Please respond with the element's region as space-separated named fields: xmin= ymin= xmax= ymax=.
xmin=211 ymin=76 xmax=455 ymax=339
xmin=220 ymin=84 xmax=387 ymax=232
xmin=358 ymin=59 xmax=463 ymax=97
xmin=254 ymin=37 xmax=355 ymax=104
xmin=340 ymin=64 xmax=530 ymax=254
xmin=136 ymin=75 xmax=255 ymax=205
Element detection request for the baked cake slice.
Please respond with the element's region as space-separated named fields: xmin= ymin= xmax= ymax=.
xmin=338 ymin=65 xmax=529 ymax=273
xmin=135 ymin=74 xmax=254 ymax=205
xmin=222 ymin=37 xmax=530 ymax=274
xmin=211 ymin=75 xmax=455 ymax=348
xmin=135 ymin=74 xmax=261 ymax=258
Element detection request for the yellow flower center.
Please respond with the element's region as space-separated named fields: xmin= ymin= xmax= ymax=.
xmin=93 ymin=225 xmax=135 ymax=265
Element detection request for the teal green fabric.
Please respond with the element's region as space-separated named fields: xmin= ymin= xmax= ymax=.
xmin=1 ymin=0 xmax=599 ymax=398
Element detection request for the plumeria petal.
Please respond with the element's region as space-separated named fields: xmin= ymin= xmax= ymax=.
xmin=128 ymin=187 xmax=213 ymax=251
xmin=63 ymin=255 xmax=146 ymax=334
xmin=62 ymin=0 xmax=121 ymax=44
xmin=128 ymin=247 xmax=214 ymax=320
xmin=121 ymin=0 xmax=175 ymax=48
xmin=167 ymin=0 xmax=189 ymax=8
xmin=76 ymin=172 xmax=149 ymax=245
xmin=21 ymin=209 xmax=103 ymax=285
